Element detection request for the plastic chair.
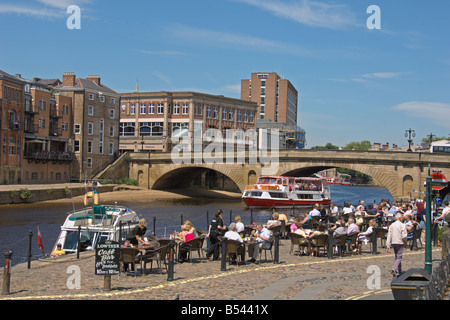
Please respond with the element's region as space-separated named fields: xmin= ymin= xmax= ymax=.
xmin=120 ymin=247 xmax=142 ymax=276
xmin=225 ymin=239 xmax=245 ymax=265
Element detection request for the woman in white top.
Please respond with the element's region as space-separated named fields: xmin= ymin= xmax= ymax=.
xmin=234 ymin=215 xmax=245 ymax=233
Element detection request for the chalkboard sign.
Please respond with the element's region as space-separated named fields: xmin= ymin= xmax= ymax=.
xmin=95 ymin=240 xmax=120 ymax=276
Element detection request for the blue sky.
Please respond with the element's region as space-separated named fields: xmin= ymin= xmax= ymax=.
xmin=0 ymin=0 xmax=449 ymax=148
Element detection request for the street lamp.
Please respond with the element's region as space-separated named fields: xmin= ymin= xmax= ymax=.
xmin=405 ymin=128 xmax=415 ymax=152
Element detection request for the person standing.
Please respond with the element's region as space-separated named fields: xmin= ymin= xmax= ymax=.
xmin=386 ymin=213 xmax=408 ymax=277
xmin=206 ymin=209 xmax=227 ymax=260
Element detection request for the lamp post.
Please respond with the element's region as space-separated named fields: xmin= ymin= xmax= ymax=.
xmin=404 ymin=128 xmax=415 ymax=152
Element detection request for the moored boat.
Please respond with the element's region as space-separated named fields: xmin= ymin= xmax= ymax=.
xmin=52 ymin=190 xmax=141 ymax=254
xmin=242 ymin=175 xmax=331 ymax=208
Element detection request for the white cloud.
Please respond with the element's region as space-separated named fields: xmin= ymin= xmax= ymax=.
xmin=35 ymin=0 xmax=91 ymax=9
xmin=231 ymin=0 xmax=358 ymax=29
xmin=166 ymin=24 xmax=311 ymax=56
xmin=361 ymin=72 xmax=412 ymax=79
xmin=0 ymin=4 xmax=60 ymax=18
xmin=393 ymin=101 xmax=450 ymax=128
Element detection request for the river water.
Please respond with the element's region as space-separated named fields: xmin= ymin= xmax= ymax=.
xmin=0 ymin=184 xmax=393 ymax=266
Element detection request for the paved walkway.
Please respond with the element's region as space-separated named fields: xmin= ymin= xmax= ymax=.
xmin=0 ymin=240 xmax=442 ymax=301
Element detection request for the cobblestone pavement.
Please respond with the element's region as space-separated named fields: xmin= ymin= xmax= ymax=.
xmin=0 ymin=240 xmax=443 ymax=301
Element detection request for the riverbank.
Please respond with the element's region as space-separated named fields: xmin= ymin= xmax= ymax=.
xmin=34 ymin=185 xmax=242 ymax=206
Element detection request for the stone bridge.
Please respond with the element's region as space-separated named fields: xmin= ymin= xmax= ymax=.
xmin=100 ymin=150 xmax=450 ymax=201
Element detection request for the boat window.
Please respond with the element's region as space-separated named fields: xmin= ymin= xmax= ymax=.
xmin=269 ymin=192 xmax=288 ymax=198
xmin=63 ymin=231 xmax=96 ymax=251
xmin=250 ymin=191 xmax=262 ymax=197
xmin=277 ymin=179 xmax=281 ymax=184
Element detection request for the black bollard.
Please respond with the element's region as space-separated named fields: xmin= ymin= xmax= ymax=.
xmin=221 ymin=237 xmax=227 ymax=271
xmin=327 ymin=229 xmax=334 ymax=259
xmin=432 ymin=222 xmax=439 ymax=247
xmin=167 ymin=242 xmax=175 ymax=281
xmin=274 ymin=233 xmax=280 ymax=264
xmin=27 ymin=230 xmax=33 ymax=269
xmin=153 ymin=216 xmax=156 ymax=236
xmin=410 ymin=225 xmax=418 ymax=251
xmin=180 ymin=214 xmax=184 ymax=226
xmin=229 ymin=210 xmax=232 ymax=225
xmin=250 ymin=207 xmax=254 ymax=224
xmin=372 ymin=228 xmax=378 ymax=255
xmin=76 ymin=225 xmax=81 ymax=259
xmin=118 ymin=221 xmax=123 ymax=244
xmin=2 ymin=251 xmax=12 ymax=295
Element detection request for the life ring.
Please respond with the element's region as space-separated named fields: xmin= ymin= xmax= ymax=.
xmin=84 ymin=191 xmax=99 ymax=206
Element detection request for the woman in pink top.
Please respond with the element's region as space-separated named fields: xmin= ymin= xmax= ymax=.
xmin=178 ymin=221 xmax=195 ymax=263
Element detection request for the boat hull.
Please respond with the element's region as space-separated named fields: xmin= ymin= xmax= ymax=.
xmin=242 ymin=196 xmax=331 ymax=208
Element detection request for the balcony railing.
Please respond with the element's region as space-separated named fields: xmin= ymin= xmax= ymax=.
xmin=49 ymin=127 xmax=62 ymax=136
xmin=24 ymin=124 xmax=39 ymax=134
xmin=9 ymin=121 xmax=20 ymax=130
xmin=24 ymin=151 xmax=73 ymax=163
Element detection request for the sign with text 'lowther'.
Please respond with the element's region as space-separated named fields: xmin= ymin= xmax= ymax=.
xmin=95 ymin=240 xmax=120 ymax=276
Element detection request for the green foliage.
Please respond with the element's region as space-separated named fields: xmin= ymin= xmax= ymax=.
xmin=312 ymin=142 xmax=339 ymax=150
xmin=342 ymin=140 xmax=372 ymax=151
xmin=19 ymin=188 xmax=33 ymax=200
xmin=64 ymin=187 xmax=71 ymax=195
xmin=118 ymin=178 xmax=138 ymax=186
xmin=337 ymin=168 xmax=373 ymax=184
xmin=9 ymin=190 xmax=19 ymax=199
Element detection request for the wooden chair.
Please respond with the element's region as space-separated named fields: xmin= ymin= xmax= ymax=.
xmin=407 ymin=228 xmax=423 ymax=249
xmin=309 ymin=233 xmax=328 ymax=257
xmin=309 ymin=217 xmax=321 ymax=230
xmin=142 ymin=245 xmax=170 ymax=272
xmin=225 ymin=239 xmax=245 ymax=265
xmin=120 ymin=247 xmax=142 ymax=276
xmin=289 ymin=232 xmax=308 ymax=255
xmin=259 ymin=237 xmax=274 ymax=263
xmin=375 ymin=228 xmax=388 ymax=248
xmin=182 ymin=235 xmax=205 ymax=262
xmin=333 ymin=233 xmax=348 ymax=256
xmin=244 ymin=226 xmax=254 ymax=238
xmin=346 ymin=232 xmax=359 ymax=254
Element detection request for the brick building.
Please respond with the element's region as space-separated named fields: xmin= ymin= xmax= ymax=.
xmin=56 ymin=73 xmax=121 ymax=180
xmin=119 ymin=91 xmax=258 ymax=152
xmin=0 ymin=70 xmax=25 ymax=184
xmin=241 ymin=72 xmax=298 ymax=125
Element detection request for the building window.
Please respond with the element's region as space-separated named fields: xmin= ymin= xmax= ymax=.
xmin=109 ymin=125 xmax=115 ymax=137
xmin=38 ymin=119 xmax=45 ymax=129
xmin=222 ymin=108 xmax=227 ymax=120
xmin=87 ymin=158 xmax=92 ymax=168
xmin=110 ymin=98 xmax=116 ymax=104
xmin=157 ymin=103 xmax=164 ymax=114
xmin=74 ymin=140 xmax=80 ymax=152
xmin=110 ymin=109 xmax=115 ymax=119
xmin=173 ymin=104 xmax=180 ymax=115
xmin=74 ymin=124 xmax=81 ymax=134
xmin=120 ymin=122 xmax=135 ymax=136
xmin=140 ymin=122 xmax=163 ymax=136
xmin=100 ymin=96 xmax=105 ymax=103
xmin=88 ymin=93 xmax=94 ymax=101
xmin=182 ymin=104 xmax=188 ymax=115
xmin=229 ymin=109 xmax=233 ymax=121
xmin=249 ymin=112 xmax=254 ymax=123
xmin=140 ymin=104 xmax=146 ymax=114
xmin=244 ymin=111 xmax=248 ymax=122
xmin=148 ymin=103 xmax=155 ymax=114
xmin=213 ymin=107 xmax=218 ymax=119
xmin=88 ymin=122 xmax=93 ymax=135
xmin=88 ymin=105 xmax=94 ymax=116
xmin=237 ymin=110 xmax=242 ymax=122
xmin=108 ymin=142 xmax=114 ymax=155
xmin=87 ymin=141 xmax=93 ymax=153
xmin=172 ymin=122 xmax=188 ymax=134
xmin=130 ymin=104 xmax=136 ymax=115
xmin=206 ymin=106 xmax=212 ymax=118
xmin=39 ymin=101 xmax=46 ymax=110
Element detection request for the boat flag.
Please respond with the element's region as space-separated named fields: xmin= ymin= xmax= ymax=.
xmin=37 ymin=226 xmax=44 ymax=256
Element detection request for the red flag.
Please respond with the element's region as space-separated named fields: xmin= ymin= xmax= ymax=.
xmin=37 ymin=227 xmax=44 ymax=254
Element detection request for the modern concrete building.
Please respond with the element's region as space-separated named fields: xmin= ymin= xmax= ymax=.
xmin=118 ymin=91 xmax=258 ymax=153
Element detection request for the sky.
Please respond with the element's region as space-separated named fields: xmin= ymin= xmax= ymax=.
xmin=0 ymin=0 xmax=449 ymax=148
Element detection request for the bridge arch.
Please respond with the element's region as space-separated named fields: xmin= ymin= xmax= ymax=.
xmin=151 ymin=164 xmax=243 ymax=193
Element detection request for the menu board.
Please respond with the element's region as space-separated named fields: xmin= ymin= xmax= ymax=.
xmin=95 ymin=240 xmax=120 ymax=275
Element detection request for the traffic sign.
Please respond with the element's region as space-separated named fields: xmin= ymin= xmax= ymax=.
xmin=431 ymin=172 xmax=447 ymax=191
xmin=435 ymin=196 xmax=443 ymax=206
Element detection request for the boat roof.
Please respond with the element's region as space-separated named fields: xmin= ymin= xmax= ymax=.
xmin=258 ymin=176 xmax=325 ymax=180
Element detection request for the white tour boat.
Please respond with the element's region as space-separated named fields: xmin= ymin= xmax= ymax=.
xmin=242 ymin=175 xmax=331 ymax=208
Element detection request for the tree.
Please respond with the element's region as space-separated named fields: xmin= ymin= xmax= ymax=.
xmin=342 ymin=140 xmax=372 ymax=151
xmin=312 ymin=142 xmax=339 ymax=150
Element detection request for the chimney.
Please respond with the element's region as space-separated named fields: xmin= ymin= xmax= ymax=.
xmin=86 ymin=75 xmax=101 ymax=86
xmin=62 ymin=72 xmax=76 ymax=87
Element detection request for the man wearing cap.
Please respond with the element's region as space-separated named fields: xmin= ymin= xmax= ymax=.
xmin=51 ymin=244 xmax=66 ymax=257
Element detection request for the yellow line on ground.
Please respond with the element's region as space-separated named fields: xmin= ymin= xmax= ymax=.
xmin=0 ymin=249 xmax=439 ymax=300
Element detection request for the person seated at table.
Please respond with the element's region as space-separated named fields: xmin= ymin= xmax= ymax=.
xmin=235 ymin=216 xmax=245 ymax=234
xmin=299 ymin=212 xmax=312 ymax=230
xmin=182 ymin=220 xmax=197 ymax=238
xmin=342 ymin=202 xmax=354 ymax=215
xmin=404 ymin=214 xmax=416 ymax=240
xmin=355 ymin=211 xmax=364 ymax=229
xmin=51 ymin=243 xmax=66 ymax=257
xmin=177 ymin=222 xmax=195 ymax=263
xmin=275 ymin=212 xmax=289 ymax=224
xmin=224 ymin=223 xmax=244 ymax=264
xmin=331 ymin=219 xmax=347 ymax=254
xmin=307 ymin=225 xmax=327 ymax=256
xmin=309 ymin=203 xmax=321 ymax=217
xmin=247 ymin=223 xmax=271 ymax=263
xmin=355 ymin=219 xmax=376 ymax=254
xmin=267 ymin=213 xmax=281 ymax=229
xmin=127 ymin=218 xmax=151 ymax=248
